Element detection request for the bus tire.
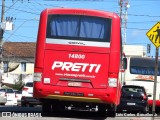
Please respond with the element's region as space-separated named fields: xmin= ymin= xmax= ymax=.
xmin=42 ymin=102 xmax=52 ymax=114
xmin=98 ymin=104 xmax=107 ymax=116
xmin=107 ymin=105 xmax=116 ymax=117
xmin=52 ymin=101 xmax=65 ymax=113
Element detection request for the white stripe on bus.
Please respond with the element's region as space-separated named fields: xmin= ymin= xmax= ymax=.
xmin=46 ymin=38 xmax=110 ymax=47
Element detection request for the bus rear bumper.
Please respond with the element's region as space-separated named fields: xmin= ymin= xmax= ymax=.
xmin=33 ymin=83 xmax=120 ymax=105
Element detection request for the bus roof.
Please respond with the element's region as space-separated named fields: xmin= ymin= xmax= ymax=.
xmin=41 ymin=8 xmax=119 ymax=19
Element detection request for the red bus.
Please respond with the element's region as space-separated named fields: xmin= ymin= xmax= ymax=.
xmin=33 ymin=8 xmax=121 ymax=116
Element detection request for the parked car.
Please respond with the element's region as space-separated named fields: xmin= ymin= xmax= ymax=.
xmin=0 ymin=89 xmax=7 ymax=105
xmin=1 ymin=88 xmax=17 ymax=106
xmin=21 ymin=82 xmax=41 ymax=107
xmin=14 ymin=90 xmax=22 ymax=106
xmin=117 ymin=85 xmax=149 ymax=113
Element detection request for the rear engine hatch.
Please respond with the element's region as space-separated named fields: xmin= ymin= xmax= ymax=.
xmin=43 ymin=47 xmax=110 ymax=89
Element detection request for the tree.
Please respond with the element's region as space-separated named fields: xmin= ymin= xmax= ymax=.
xmin=12 ymin=74 xmax=24 ymax=91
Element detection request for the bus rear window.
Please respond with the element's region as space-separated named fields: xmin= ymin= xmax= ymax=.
xmin=46 ymin=15 xmax=111 ymax=42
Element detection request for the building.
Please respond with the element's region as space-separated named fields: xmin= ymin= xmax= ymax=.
xmin=0 ymin=42 xmax=36 ymax=87
xmin=123 ymin=45 xmax=146 ymax=57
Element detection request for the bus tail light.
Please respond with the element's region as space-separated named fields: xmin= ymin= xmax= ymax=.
xmin=34 ymin=72 xmax=42 ymax=82
xmin=108 ymin=78 xmax=117 ymax=87
xmin=108 ymin=73 xmax=118 ymax=87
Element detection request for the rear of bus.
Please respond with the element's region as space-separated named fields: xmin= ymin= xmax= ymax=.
xmin=33 ymin=8 xmax=121 ymax=115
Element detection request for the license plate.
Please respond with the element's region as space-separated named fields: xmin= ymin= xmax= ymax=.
xmin=68 ymin=82 xmax=81 ymax=87
xmin=64 ymin=92 xmax=84 ymax=96
xmin=127 ymin=102 xmax=135 ymax=105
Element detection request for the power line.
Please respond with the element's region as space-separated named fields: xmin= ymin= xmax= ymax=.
xmin=0 ymin=5 xmax=39 ymax=15
xmin=126 ymin=27 xmax=148 ymax=30
xmin=1 ymin=0 xmax=159 ymax=43
xmin=1 ymin=3 xmax=159 ymax=18
xmin=29 ymin=1 xmax=42 ymax=11
xmin=127 ymin=21 xmax=159 ymax=24
xmin=128 ymin=14 xmax=160 ymax=18
xmin=10 ymin=18 xmax=39 ymax=21
xmin=44 ymin=0 xmax=105 ymax=1
xmin=4 ymin=32 xmax=36 ymax=39
xmin=134 ymin=0 xmax=159 ymax=1
xmin=5 ymin=20 xmax=33 ymax=41
xmin=116 ymin=12 xmax=160 ymax=18
xmin=4 ymin=0 xmax=19 ymax=13
xmin=32 ymin=0 xmax=63 ymax=8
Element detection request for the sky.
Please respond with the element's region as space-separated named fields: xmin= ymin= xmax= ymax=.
xmin=0 ymin=0 xmax=160 ymax=57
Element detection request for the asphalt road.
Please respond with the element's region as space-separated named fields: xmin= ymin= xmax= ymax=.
xmin=0 ymin=106 xmax=160 ymax=120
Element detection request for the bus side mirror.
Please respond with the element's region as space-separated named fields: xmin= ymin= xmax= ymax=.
xmin=122 ymin=58 xmax=127 ymax=69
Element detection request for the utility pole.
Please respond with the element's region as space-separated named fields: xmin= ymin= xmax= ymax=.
xmin=152 ymin=47 xmax=158 ymax=116
xmin=119 ymin=0 xmax=130 ymax=45
xmin=119 ymin=0 xmax=123 ymax=26
xmin=0 ymin=0 xmax=5 ymax=67
xmin=0 ymin=0 xmax=5 ymax=88
xmin=119 ymin=0 xmax=130 ymax=85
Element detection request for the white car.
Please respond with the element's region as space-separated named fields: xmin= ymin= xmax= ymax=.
xmin=1 ymin=89 xmax=17 ymax=106
xmin=14 ymin=90 xmax=22 ymax=106
xmin=0 ymin=89 xmax=7 ymax=105
xmin=21 ymin=82 xmax=41 ymax=107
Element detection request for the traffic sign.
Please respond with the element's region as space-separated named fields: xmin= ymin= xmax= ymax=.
xmin=146 ymin=22 xmax=160 ymax=48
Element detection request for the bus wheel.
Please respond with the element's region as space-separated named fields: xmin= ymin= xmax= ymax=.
xmin=42 ymin=102 xmax=52 ymax=114
xmin=52 ymin=101 xmax=65 ymax=113
xmin=107 ymin=105 xmax=116 ymax=117
xmin=98 ymin=104 xmax=107 ymax=116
